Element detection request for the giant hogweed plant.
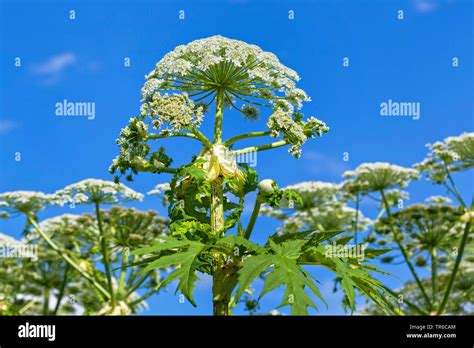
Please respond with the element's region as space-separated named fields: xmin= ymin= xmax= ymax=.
xmin=0 ymin=180 xmax=170 ymax=315
xmin=110 ymin=36 xmax=396 ymax=315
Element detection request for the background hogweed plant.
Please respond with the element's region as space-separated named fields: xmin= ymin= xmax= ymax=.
xmin=109 ymin=36 xmax=397 ymax=315
xmin=0 ymin=181 xmax=170 ymax=315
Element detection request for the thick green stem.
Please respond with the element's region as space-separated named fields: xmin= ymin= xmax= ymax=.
xmin=224 ymin=131 xmax=271 ymax=146
xmin=384 ymin=287 xmax=430 ymax=315
xmin=27 ymin=216 xmax=110 ymax=300
xmin=244 ymin=194 xmax=263 ymax=240
xmin=214 ymin=89 xmax=224 ymax=143
xmin=53 ymin=263 xmax=70 ymax=315
xmin=210 ymin=88 xmax=231 ymax=316
xmin=118 ymin=252 xmax=128 ymax=294
xmin=444 ymin=164 xmax=467 ymax=208
xmin=189 ymin=128 xmax=213 ymax=148
xmin=380 ymin=190 xmax=432 ymax=310
xmin=95 ymin=202 xmax=116 ymax=306
xmin=437 ymin=220 xmax=471 ymax=314
xmin=42 ymin=287 xmax=50 ymax=315
xmin=232 ymin=140 xmax=289 ymax=156
xmin=354 ymin=193 xmax=360 ymax=244
xmin=430 ymin=247 xmax=438 ymax=307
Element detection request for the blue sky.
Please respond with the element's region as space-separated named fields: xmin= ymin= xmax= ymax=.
xmin=0 ymin=0 xmax=472 ymax=315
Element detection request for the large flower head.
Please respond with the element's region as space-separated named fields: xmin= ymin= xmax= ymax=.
xmin=415 ymin=132 xmax=474 ymax=183
xmin=143 ymin=35 xmax=307 ymax=110
xmin=372 ymin=203 xmax=466 ymax=265
xmin=0 ymin=191 xmax=60 ymax=215
xmin=54 ymin=179 xmax=143 ymax=205
xmin=342 ymin=162 xmax=419 ymax=193
xmin=282 ymin=181 xmax=341 ymax=208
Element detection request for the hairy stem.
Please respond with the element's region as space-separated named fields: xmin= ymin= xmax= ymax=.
xmin=42 ymin=287 xmax=50 ymax=315
xmin=95 ymin=202 xmax=115 ymax=306
xmin=53 ymin=263 xmax=70 ymax=315
xmin=353 ymin=193 xmax=360 ymax=244
xmin=210 ymin=88 xmax=232 ymax=316
xmin=245 ymin=194 xmax=263 ymax=240
xmin=27 ymin=216 xmax=110 ymax=300
xmin=380 ymin=190 xmax=432 ymax=310
xmin=437 ymin=220 xmax=471 ymax=314
xmin=232 ymin=140 xmax=289 ymax=156
xmin=224 ymin=131 xmax=271 ymax=146
xmin=430 ymin=247 xmax=438 ymax=307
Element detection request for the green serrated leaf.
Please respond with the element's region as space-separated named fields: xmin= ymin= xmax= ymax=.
xmin=215 ymin=235 xmax=264 ymax=254
xmin=131 ymin=236 xmax=190 ymax=255
xmin=140 ymin=242 xmax=208 ymax=306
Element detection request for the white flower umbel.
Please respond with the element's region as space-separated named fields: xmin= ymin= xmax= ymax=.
xmin=144 ymin=35 xmax=307 ymax=110
xmin=147 ymin=182 xmax=171 ymax=196
xmin=283 ymin=181 xmax=341 ymax=208
xmin=37 ymin=214 xmax=87 ymax=233
xmin=415 ymin=132 xmax=474 ymax=184
xmin=343 ymin=162 xmax=419 ymax=193
xmin=0 ymin=191 xmax=60 ymax=215
xmin=0 ymin=232 xmax=24 ymax=247
xmin=54 ymin=179 xmax=143 ymax=205
xmin=425 ymin=196 xmax=453 ymax=205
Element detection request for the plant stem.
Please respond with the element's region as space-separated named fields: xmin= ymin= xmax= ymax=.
xmin=224 ymin=131 xmax=271 ymax=146
xmin=42 ymin=287 xmax=50 ymax=315
xmin=210 ymin=88 xmax=232 ymax=316
xmin=118 ymin=252 xmax=128 ymax=294
xmin=354 ymin=193 xmax=360 ymax=244
xmin=384 ymin=287 xmax=430 ymax=315
xmin=232 ymin=140 xmax=288 ymax=156
xmin=380 ymin=190 xmax=433 ymax=310
xmin=430 ymin=247 xmax=438 ymax=307
xmin=244 ymin=194 xmax=263 ymax=240
xmin=189 ymin=128 xmax=213 ymax=148
xmin=53 ymin=263 xmax=70 ymax=315
xmin=27 ymin=216 xmax=110 ymax=300
xmin=94 ymin=202 xmax=116 ymax=306
xmin=444 ymin=164 xmax=467 ymax=208
xmin=437 ymin=220 xmax=471 ymax=314
xmin=213 ymin=89 xmax=224 ymax=143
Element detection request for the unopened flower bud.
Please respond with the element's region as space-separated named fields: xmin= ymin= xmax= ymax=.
xmin=258 ymin=179 xmax=276 ymax=197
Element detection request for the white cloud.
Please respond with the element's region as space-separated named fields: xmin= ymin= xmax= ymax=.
xmin=0 ymin=120 xmax=17 ymax=134
xmin=413 ymin=0 xmax=439 ymax=13
xmin=31 ymin=53 xmax=77 ymax=85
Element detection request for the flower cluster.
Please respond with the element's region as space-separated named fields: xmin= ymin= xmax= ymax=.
xmin=0 ymin=232 xmax=24 ymax=247
xmin=0 ymin=191 xmax=60 ymax=215
xmin=267 ymin=109 xmax=328 ymax=158
xmin=109 ymin=116 xmax=173 ymax=181
xmin=415 ymin=132 xmax=474 ymax=183
xmin=283 ymin=181 xmax=341 ymax=207
xmin=54 ymin=179 xmax=143 ymax=205
xmin=145 ymin=35 xmax=309 ymax=110
xmin=343 ymin=162 xmax=419 ymax=193
xmin=147 ymin=183 xmax=171 ymax=196
xmin=425 ymin=195 xmax=453 ymax=205
xmin=140 ymin=92 xmax=204 ymax=133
